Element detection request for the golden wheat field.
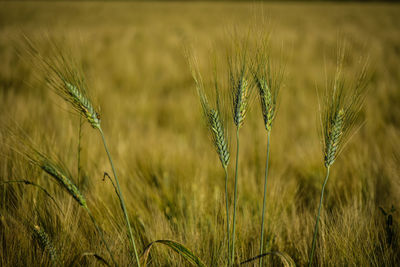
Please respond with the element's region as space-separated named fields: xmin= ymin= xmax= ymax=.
xmin=1 ymin=1 xmax=400 ymax=266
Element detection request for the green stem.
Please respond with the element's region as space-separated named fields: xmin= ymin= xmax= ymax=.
xmin=259 ymin=132 xmax=271 ymax=267
xmin=77 ymin=116 xmax=82 ymax=187
xmin=308 ymin=166 xmax=330 ymax=267
xmin=231 ymin=127 xmax=240 ymax=265
xmin=99 ymin=128 xmax=141 ymax=267
xmin=224 ymin=166 xmax=230 ymax=267
xmin=85 ymin=207 xmax=119 ymax=267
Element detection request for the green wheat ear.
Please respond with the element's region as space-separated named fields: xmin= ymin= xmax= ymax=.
xmin=24 ymin=37 xmax=101 ymax=129
xmin=253 ymin=42 xmax=284 ymax=132
xmin=233 ymin=77 xmax=250 ymax=128
xmin=14 ymin=136 xmax=88 ymax=208
xmin=41 ymin=160 xmax=87 ymax=207
xmin=258 ymin=79 xmax=274 ymax=131
xmin=64 ymin=81 xmax=101 ymax=129
xmin=188 ymin=54 xmax=230 ymax=169
xmin=324 ymin=108 xmax=345 ymax=167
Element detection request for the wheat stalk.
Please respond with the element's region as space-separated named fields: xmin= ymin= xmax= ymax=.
xmin=253 ymin=41 xmax=284 ymax=266
xmin=25 ymin=39 xmax=140 ymax=266
xmin=309 ymin=46 xmax=368 ymax=266
xmin=189 ymin=54 xmax=231 ymax=265
xmin=228 ymin=38 xmax=253 ymax=265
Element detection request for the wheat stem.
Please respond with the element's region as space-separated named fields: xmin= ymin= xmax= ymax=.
xmin=231 ymin=127 xmax=240 ymax=265
xmin=77 ymin=116 xmax=83 ymax=187
xmin=99 ymin=127 xmax=141 ymax=267
xmin=309 ymin=166 xmax=330 ymax=267
xmin=223 ymin=166 xmax=230 ymax=267
xmin=259 ymin=131 xmax=271 ymax=266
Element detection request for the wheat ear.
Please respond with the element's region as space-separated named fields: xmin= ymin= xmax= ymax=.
xmin=309 ymin=47 xmax=368 ymax=266
xmin=32 ymin=225 xmax=58 ymax=265
xmin=189 ymin=55 xmax=231 ymax=265
xmin=229 ymin=41 xmax=253 ymax=265
xmin=252 ymin=45 xmax=284 ymax=265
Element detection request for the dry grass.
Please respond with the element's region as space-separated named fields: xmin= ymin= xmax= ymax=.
xmin=1 ymin=1 xmax=400 ymax=266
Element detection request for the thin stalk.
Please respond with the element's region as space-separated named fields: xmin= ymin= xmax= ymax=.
xmin=308 ymin=166 xmax=330 ymax=267
xmin=98 ymin=127 xmax=141 ymax=267
xmin=259 ymin=131 xmax=271 ymax=266
xmin=231 ymin=127 xmax=240 ymax=265
xmin=223 ymin=166 xmax=230 ymax=267
xmin=86 ymin=207 xmax=119 ymax=267
xmin=77 ymin=116 xmax=82 ymax=187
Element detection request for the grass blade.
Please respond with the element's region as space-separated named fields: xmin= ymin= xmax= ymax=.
xmin=141 ymin=240 xmax=206 ymax=267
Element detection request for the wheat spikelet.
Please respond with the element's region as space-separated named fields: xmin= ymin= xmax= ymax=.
xmin=8 ymin=127 xmax=87 ymax=208
xmin=188 ymin=53 xmax=230 ymax=168
xmin=228 ymin=35 xmax=253 ymax=130
xmin=24 ymin=38 xmax=101 ymax=129
xmin=40 ymin=160 xmax=87 ymax=208
xmin=209 ymin=108 xmax=230 ymax=168
xmin=324 ymin=109 xmax=344 ymax=167
xmin=63 ymin=81 xmax=100 ymax=129
xmin=233 ymin=78 xmax=250 ymax=128
xmin=253 ymin=39 xmax=283 ymax=132
xmin=257 ymin=78 xmax=275 ymax=131
xmin=32 ymin=225 xmax=58 ymax=264
xmin=320 ymin=47 xmax=369 ymax=167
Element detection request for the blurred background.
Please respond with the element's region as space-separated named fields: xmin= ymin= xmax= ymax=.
xmin=0 ymin=1 xmax=399 ymax=266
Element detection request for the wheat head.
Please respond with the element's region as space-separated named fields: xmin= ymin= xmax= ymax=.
xmin=320 ymin=47 xmax=369 ymax=168
xmin=189 ymin=55 xmax=230 ymax=168
xmin=33 ymin=225 xmax=58 ymax=264
xmin=232 ymin=77 xmax=250 ymax=128
xmin=25 ymin=38 xmax=101 ymax=129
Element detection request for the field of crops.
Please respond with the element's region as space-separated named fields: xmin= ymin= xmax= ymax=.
xmin=1 ymin=1 xmax=400 ymax=266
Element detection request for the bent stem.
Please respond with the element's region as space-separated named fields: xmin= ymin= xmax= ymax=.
xmin=0 ymin=180 xmax=63 ymax=215
xmin=98 ymin=127 xmax=141 ymax=267
xmin=308 ymin=166 xmax=331 ymax=267
xmin=259 ymin=131 xmax=271 ymax=266
xmin=86 ymin=207 xmax=119 ymax=267
xmin=223 ymin=166 xmax=230 ymax=267
xmin=231 ymin=127 xmax=240 ymax=265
